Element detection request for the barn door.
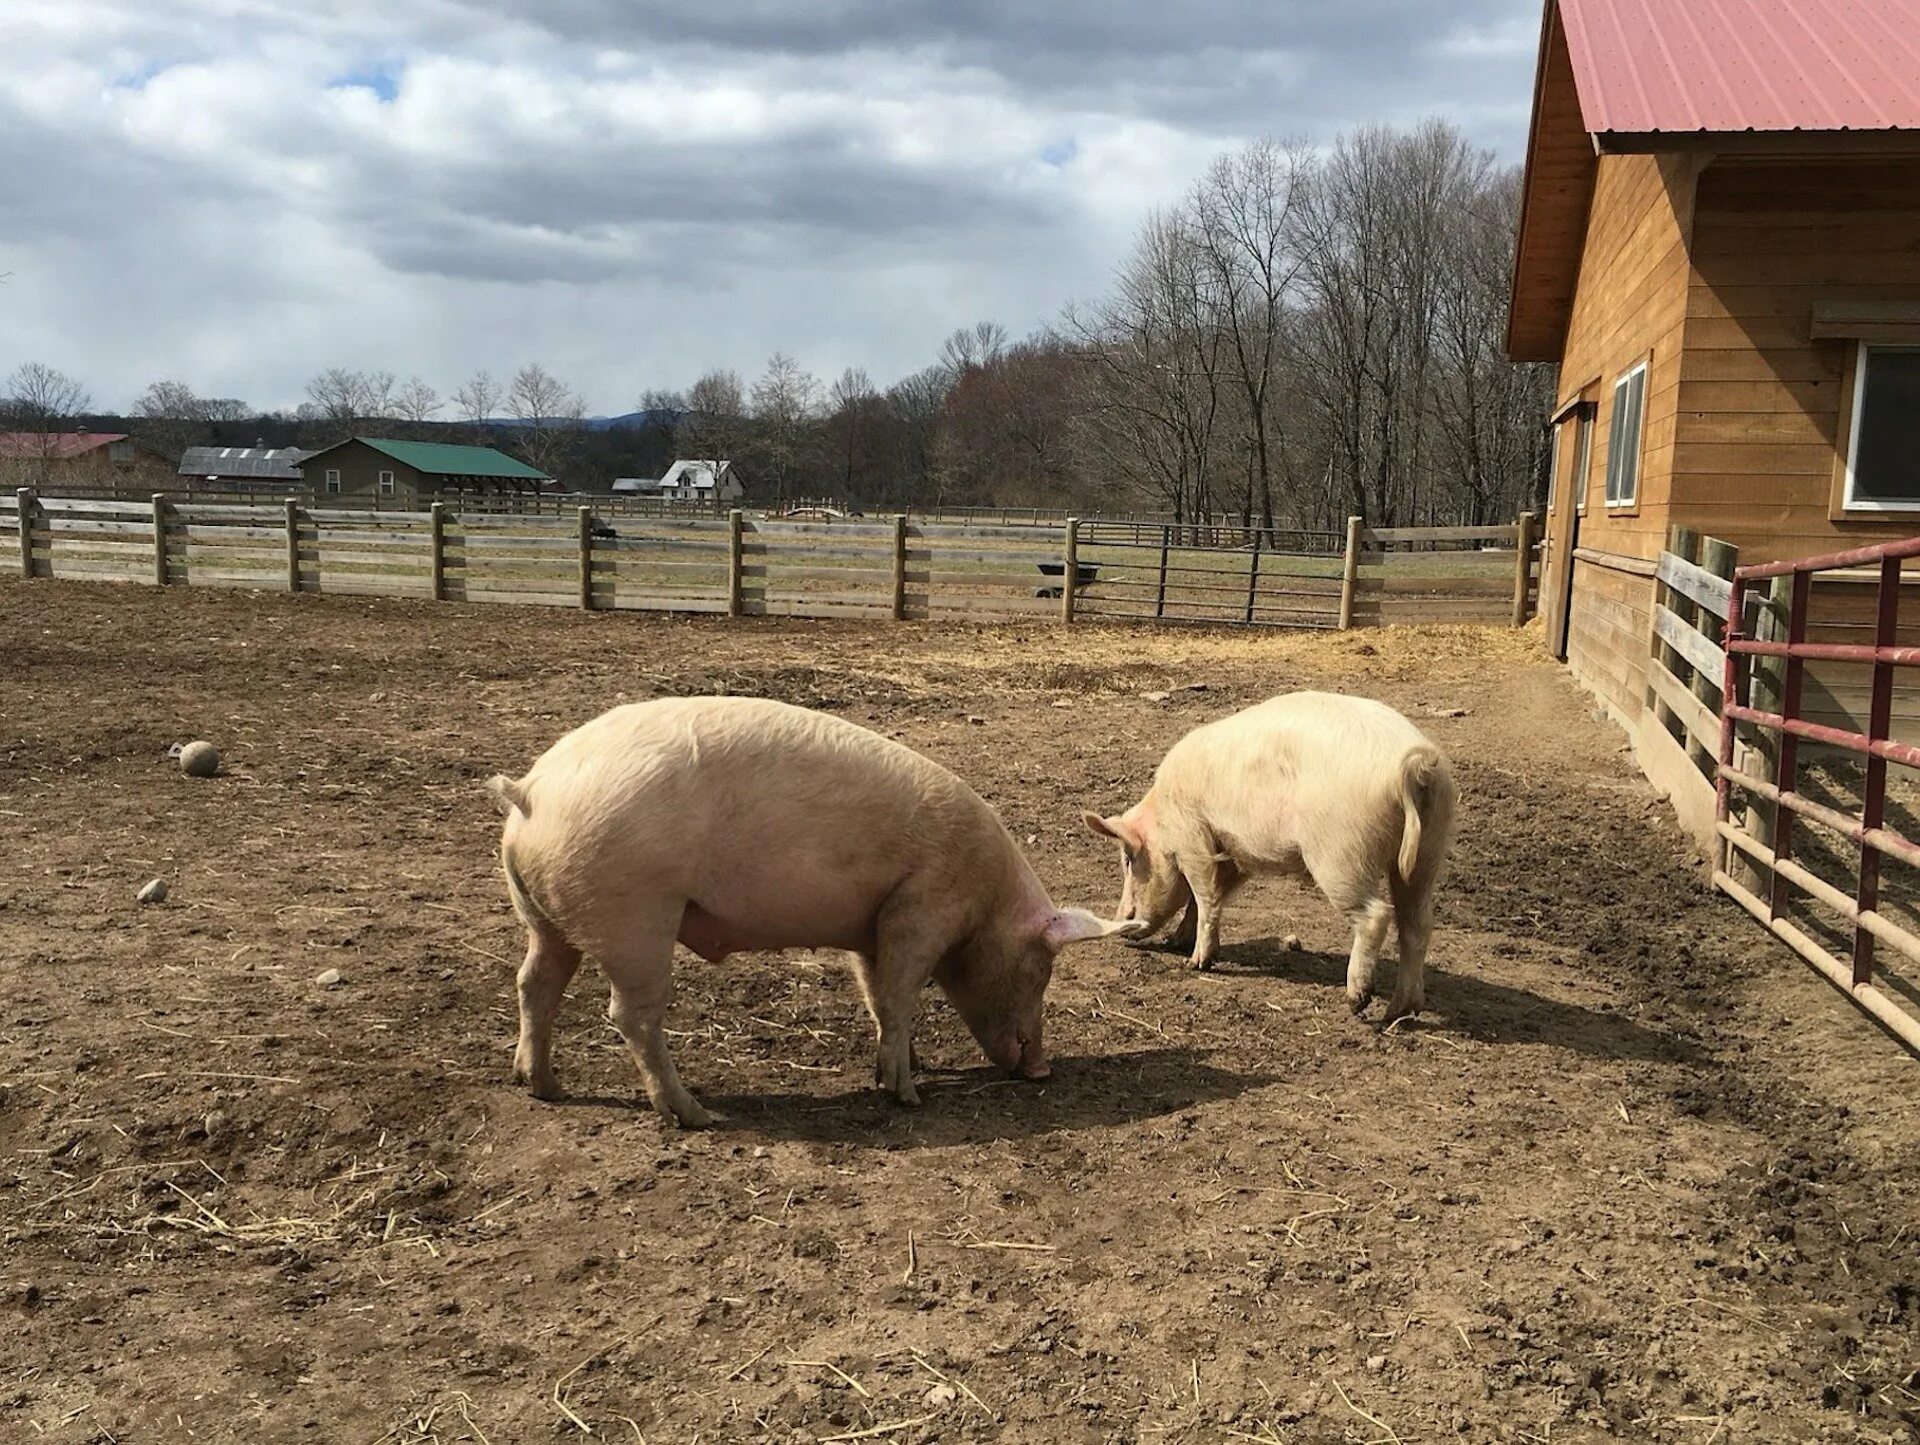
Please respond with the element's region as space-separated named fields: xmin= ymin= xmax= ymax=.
xmin=1542 ymin=400 xmax=1595 ymax=661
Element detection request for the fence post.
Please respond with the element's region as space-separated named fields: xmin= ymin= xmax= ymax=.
xmin=16 ymin=488 xmax=36 ymax=578
xmin=727 ymin=508 xmax=745 ymax=617
xmin=151 ymin=493 xmax=170 ymax=587
xmin=577 ymin=507 xmax=594 ymax=611
xmin=1061 ymin=517 xmax=1080 ymax=623
xmin=428 ymin=502 xmax=446 ymax=601
xmin=1510 ymin=511 xmax=1535 ymax=626
xmin=1338 ymin=514 xmax=1363 ymax=630
xmin=1155 ymin=526 xmax=1170 ymax=618
xmin=890 ymin=513 xmax=908 ymax=621
xmin=1661 ymin=526 xmax=1705 ymax=768
xmin=284 ymin=499 xmax=300 ymax=593
xmin=1244 ymin=526 xmax=1263 ymax=624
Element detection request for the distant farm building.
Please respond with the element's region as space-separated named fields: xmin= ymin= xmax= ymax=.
xmin=297 ymin=437 xmax=554 ymax=505
xmin=0 ymin=431 xmax=172 ymax=491
xmin=179 ymin=445 xmax=313 ymax=489
xmin=1508 ymin=0 xmax=1920 ymax=718
xmin=612 ymin=459 xmax=743 ymax=504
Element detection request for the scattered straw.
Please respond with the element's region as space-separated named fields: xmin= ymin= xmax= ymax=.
xmin=783 ymin=1359 xmax=871 ymax=1399
xmin=1328 ymin=1377 xmax=1401 ymax=1445
xmin=551 ymin=1333 xmax=631 ymax=1434
xmin=820 ymin=1415 xmax=934 ymax=1442
xmin=907 ymin=1351 xmax=990 ymax=1417
xmin=903 ymin=1229 xmax=916 ymax=1284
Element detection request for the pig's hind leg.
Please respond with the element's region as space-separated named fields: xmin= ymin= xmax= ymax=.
xmin=513 ymin=917 xmax=582 ymax=1100
xmin=598 ymin=906 xmax=714 ymax=1128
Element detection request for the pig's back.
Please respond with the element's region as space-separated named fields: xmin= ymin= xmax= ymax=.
xmin=1159 ymin=692 xmax=1432 ymax=850
xmin=509 ymin=696 xmax=997 ymax=907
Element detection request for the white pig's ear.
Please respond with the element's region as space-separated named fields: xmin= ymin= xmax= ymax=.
xmin=1043 ymin=907 xmax=1151 ymax=951
xmin=1082 ymin=812 xmax=1141 ymax=849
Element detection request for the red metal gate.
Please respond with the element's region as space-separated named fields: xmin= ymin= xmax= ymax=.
xmin=1715 ymin=535 xmax=1920 ymax=1051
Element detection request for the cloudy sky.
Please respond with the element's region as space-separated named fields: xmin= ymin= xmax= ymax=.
xmin=2 ymin=1 xmax=1542 ymax=416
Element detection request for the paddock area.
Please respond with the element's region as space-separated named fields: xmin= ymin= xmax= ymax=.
xmin=2 ymin=578 xmax=1915 ymax=1443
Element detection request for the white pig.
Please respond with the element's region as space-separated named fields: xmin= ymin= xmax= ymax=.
xmin=488 ymin=696 xmax=1141 ymax=1127
xmin=1084 ymin=691 xmax=1455 ymax=1021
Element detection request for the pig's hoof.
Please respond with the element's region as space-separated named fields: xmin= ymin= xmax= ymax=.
xmin=1346 ymin=988 xmax=1373 ymax=1015
xmin=1380 ymin=999 xmax=1422 ymax=1028
xmin=1187 ymin=955 xmax=1215 ymax=972
xmin=665 ymin=1099 xmax=715 ymax=1129
xmin=513 ymin=1061 xmax=565 ymax=1101
xmin=891 ymin=1083 xmax=922 ymax=1109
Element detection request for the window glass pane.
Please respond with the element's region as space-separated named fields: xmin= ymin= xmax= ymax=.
xmin=1852 ymin=348 xmax=1920 ymax=505
xmin=1606 ymin=369 xmax=1644 ymax=505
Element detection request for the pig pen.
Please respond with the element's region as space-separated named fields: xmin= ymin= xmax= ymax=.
xmin=1 ymin=576 xmax=1916 ymax=1444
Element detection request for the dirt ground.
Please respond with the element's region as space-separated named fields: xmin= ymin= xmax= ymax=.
xmin=3 ymin=577 xmax=1917 ymax=1445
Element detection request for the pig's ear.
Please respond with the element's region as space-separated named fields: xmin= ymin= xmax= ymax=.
xmin=1042 ymin=907 xmax=1151 ymax=951
xmin=1082 ymin=812 xmax=1141 ymax=849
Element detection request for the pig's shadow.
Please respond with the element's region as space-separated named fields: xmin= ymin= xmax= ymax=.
xmin=1212 ymin=934 xmax=1702 ymax=1065
xmin=697 ymin=1046 xmax=1274 ymax=1148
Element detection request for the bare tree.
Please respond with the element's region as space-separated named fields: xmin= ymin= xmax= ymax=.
xmin=304 ymin=368 xmax=369 ymax=427
xmin=393 ymin=376 xmax=442 ymax=424
xmin=133 ymin=379 xmax=211 ymax=461
xmin=940 ymin=321 xmax=1010 ymax=377
xmin=749 ymin=353 xmax=820 ymax=503
xmin=508 ymin=362 xmax=585 ymax=479
xmin=678 ymin=369 xmax=747 ymax=485
xmin=1065 ymin=208 xmax=1231 ymax=525
xmin=1191 ymin=137 xmax=1311 ymax=527
xmin=2 ymin=363 xmax=92 ymax=484
xmin=452 ymin=370 xmax=503 ymax=439
xmin=826 ymin=367 xmax=878 ymax=495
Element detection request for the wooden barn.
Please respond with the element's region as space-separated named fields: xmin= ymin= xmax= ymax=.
xmin=1508 ymin=0 xmax=1920 ymax=734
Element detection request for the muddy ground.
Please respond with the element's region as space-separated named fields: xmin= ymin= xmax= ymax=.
xmin=2 ymin=577 xmax=1917 ymax=1444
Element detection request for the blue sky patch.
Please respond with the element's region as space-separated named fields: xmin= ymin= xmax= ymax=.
xmin=330 ymin=61 xmax=402 ymax=102
xmin=1039 ymin=139 xmax=1078 ymax=167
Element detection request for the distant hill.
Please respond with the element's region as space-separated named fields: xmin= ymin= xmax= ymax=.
xmin=479 ymin=410 xmax=676 ymax=432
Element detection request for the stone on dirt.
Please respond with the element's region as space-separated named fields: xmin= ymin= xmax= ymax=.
xmin=314 ymin=968 xmax=344 ymax=988
xmin=137 ymin=879 xmax=168 ymax=904
xmin=178 ymin=740 xmax=220 ymax=777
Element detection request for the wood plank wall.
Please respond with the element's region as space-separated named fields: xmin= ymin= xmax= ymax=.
xmin=1674 ymin=158 xmax=1920 ymax=564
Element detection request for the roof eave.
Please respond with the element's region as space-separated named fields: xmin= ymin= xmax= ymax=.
xmin=1505 ymin=0 xmax=1596 ymax=364
xmin=1594 ymin=127 xmax=1920 ymax=156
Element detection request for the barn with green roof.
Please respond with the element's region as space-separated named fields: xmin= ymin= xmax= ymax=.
xmin=297 ymin=437 xmax=555 ymax=505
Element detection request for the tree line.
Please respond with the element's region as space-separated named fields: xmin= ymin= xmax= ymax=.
xmin=3 ymin=118 xmax=1553 ymax=525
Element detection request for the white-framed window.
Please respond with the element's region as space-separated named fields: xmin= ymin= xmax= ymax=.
xmin=377 ymin=469 xmax=396 ymax=496
xmin=1604 ymin=362 xmax=1647 ymax=508
xmin=324 ymin=468 xmax=342 ymax=494
xmin=1842 ymin=345 xmax=1920 ymax=511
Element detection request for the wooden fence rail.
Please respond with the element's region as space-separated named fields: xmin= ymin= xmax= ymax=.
xmin=0 ymin=492 xmax=1542 ymax=632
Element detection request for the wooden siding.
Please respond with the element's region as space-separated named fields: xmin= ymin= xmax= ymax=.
xmin=1672 ymin=158 xmax=1920 ymax=564
xmin=1544 ymin=152 xmax=1700 ymax=578
xmin=1566 ymin=552 xmax=1654 ymax=723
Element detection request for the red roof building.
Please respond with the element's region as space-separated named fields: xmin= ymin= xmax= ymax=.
xmin=0 ymin=431 xmax=174 ymax=491
xmin=1508 ymin=0 xmax=1920 ymax=767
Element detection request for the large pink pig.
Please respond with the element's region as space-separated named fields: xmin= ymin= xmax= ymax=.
xmin=489 ymin=696 xmax=1140 ymax=1126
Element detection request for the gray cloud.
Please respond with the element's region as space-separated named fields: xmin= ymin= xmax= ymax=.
xmin=0 ymin=0 xmax=1541 ymax=411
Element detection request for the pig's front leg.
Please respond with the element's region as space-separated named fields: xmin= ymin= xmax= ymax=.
xmin=1167 ymin=897 xmax=1199 ymax=955
xmin=865 ymin=912 xmax=950 ymax=1107
xmin=851 ymin=952 xmax=922 ymax=1085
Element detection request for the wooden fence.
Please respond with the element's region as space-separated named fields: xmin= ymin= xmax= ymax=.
xmin=0 ymin=491 xmax=1540 ymax=632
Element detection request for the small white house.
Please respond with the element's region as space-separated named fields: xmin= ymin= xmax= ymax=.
xmin=611 ymin=459 xmax=742 ymax=504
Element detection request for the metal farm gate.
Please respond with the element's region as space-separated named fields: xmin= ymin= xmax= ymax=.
xmin=1713 ymin=535 xmax=1920 ymax=1051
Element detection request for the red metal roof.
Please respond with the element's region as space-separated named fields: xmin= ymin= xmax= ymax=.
xmin=1560 ymin=0 xmax=1920 ymax=135
xmin=0 ymin=431 xmax=127 ymax=458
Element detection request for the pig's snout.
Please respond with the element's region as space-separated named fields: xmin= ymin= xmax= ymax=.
xmin=1014 ymin=1034 xmax=1050 ymax=1081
